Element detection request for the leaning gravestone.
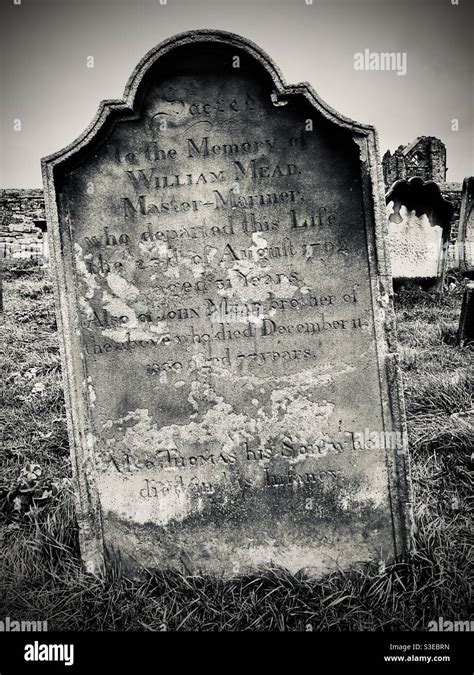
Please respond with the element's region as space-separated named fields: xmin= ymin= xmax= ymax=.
xmin=458 ymin=282 xmax=474 ymax=346
xmin=42 ymin=30 xmax=412 ymax=577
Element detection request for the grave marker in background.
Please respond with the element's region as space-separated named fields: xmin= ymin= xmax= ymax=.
xmin=458 ymin=282 xmax=474 ymax=347
xmin=458 ymin=177 xmax=474 ymax=277
xmin=42 ymin=30 xmax=412 ymax=577
xmin=386 ymin=177 xmax=453 ymax=291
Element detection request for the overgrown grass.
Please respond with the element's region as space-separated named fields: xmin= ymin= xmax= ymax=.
xmin=0 ymin=269 xmax=472 ymax=631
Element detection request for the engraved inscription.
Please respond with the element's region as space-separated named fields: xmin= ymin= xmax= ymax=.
xmin=44 ymin=33 xmax=410 ymax=577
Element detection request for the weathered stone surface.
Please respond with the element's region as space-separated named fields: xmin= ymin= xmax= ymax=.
xmin=386 ymin=178 xmax=453 ymax=287
xmin=42 ymin=30 xmax=412 ymax=577
xmin=382 ymin=136 xmax=447 ymax=189
xmin=458 ymin=177 xmax=474 ymax=276
xmin=440 ymin=182 xmax=462 ymax=241
xmin=458 ymin=282 xmax=474 ymax=346
xmin=0 ymin=189 xmax=46 ymax=261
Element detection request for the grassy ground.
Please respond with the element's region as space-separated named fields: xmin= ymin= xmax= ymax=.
xmin=0 ymin=265 xmax=472 ymax=631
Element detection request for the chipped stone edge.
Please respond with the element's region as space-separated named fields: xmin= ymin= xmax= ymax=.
xmin=41 ymin=188 xmax=105 ymax=576
xmin=363 ymin=128 xmax=415 ymax=556
xmin=41 ymin=29 xmax=413 ymax=574
xmin=458 ymin=177 xmax=474 ymax=274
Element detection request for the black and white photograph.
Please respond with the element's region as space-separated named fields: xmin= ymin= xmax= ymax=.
xmin=0 ymin=0 xmax=472 ymax=670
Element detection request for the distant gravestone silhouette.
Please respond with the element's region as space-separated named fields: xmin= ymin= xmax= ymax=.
xmin=458 ymin=282 xmax=474 ymax=347
xmin=458 ymin=177 xmax=474 ymax=278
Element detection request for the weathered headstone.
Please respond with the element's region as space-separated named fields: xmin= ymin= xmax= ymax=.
xmin=458 ymin=177 xmax=474 ymax=277
xmin=42 ymin=30 xmax=412 ymax=577
xmin=35 ymin=220 xmax=49 ymax=265
xmin=458 ymin=282 xmax=474 ymax=346
xmin=386 ymin=177 xmax=453 ymax=291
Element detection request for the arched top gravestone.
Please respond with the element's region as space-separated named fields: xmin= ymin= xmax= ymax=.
xmin=42 ymin=30 xmax=412 ymax=576
xmin=386 ymin=177 xmax=454 ymax=284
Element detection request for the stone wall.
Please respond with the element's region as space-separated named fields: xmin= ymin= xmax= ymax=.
xmin=0 ymin=189 xmax=46 ymax=260
xmin=0 ymin=189 xmax=45 ymax=225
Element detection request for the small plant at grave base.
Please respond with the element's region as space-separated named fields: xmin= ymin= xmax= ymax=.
xmin=0 ymin=463 xmax=59 ymax=524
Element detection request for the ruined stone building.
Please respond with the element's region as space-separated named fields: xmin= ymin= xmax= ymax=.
xmin=382 ymin=136 xmax=447 ymax=186
xmin=382 ymin=136 xmax=462 ymax=239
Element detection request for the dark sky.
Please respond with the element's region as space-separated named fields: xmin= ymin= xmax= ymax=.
xmin=0 ymin=0 xmax=472 ymax=187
